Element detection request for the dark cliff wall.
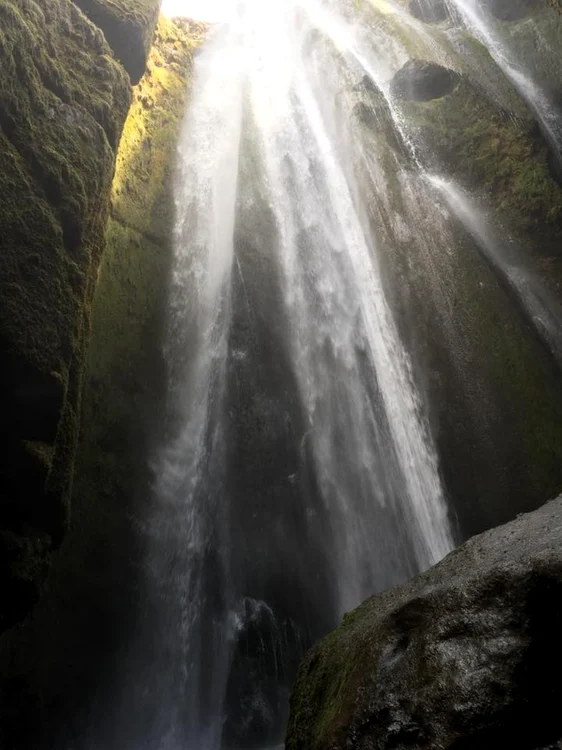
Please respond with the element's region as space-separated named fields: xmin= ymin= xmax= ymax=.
xmin=0 ymin=16 xmax=203 ymax=748
xmin=0 ymin=0 xmax=158 ymax=632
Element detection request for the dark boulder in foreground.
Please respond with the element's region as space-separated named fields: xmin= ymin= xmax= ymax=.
xmin=391 ymin=60 xmax=459 ymax=101
xmin=287 ymin=495 xmax=562 ymax=750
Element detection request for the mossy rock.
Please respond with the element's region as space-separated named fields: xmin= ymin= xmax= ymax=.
xmin=287 ymin=496 xmax=562 ymax=750
xmin=0 ymin=0 xmax=131 ymax=631
xmin=72 ymin=0 xmax=162 ymax=83
xmin=395 ymin=71 xmax=562 ymax=247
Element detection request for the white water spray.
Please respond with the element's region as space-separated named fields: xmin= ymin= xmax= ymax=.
xmin=138 ymin=1 xmax=454 ymax=746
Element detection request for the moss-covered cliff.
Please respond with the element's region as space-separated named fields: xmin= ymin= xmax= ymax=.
xmin=72 ymin=0 xmax=161 ymax=83
xmin=0 ymin=0 xmax=138 ymax=632
xmin=0 ymin=15 xmax=203 ymax=747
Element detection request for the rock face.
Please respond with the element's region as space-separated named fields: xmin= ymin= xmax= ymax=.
xmin=0 ymin=0 xmax=160 ymax=632
xmin=0 ymin=17 xmax=205 ymax=748
xmin=361 ymin=45 xmax=562 ymax=536
xmin=408 ymin=0 xmax=449 ymax=23
xmin=287 ymin=496 xmax=562 ymax=750
xmin=391 ymin=60 xmax=459 ymax=101
xmin=486 ymin=0 xmax=534 ymax=21
xmin=72 ymin=0 xmax=161 ymax=83
xmin=0 ymin=0 xmax=131 ymax=632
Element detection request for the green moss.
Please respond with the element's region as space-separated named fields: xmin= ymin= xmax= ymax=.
xmin=287 ymin=608 xmax=369 ymax=750
xmin=0 ymin=14 xmax=203 ymax=738
xmin=493 ymin=5 xmax=562 ymax=94
xmin=400 ymin=77 xmax=562 ymax=243
xmin=0 ymin=0 xmax=133 ymax=626
xmin=72 ymin=0 xmax=163 ymax=83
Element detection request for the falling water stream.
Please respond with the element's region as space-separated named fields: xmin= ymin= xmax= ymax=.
xmin=444 ymin=0 xmax=562 ymax=172
xmin=76 ymin=1 xmax=562 ymax=749
xmin=140 ymin=1 xmax=455 ymax=747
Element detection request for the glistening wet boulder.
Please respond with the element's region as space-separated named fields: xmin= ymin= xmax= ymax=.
xmin=391 ymin=60 xmax=459 ymax=101
xmin=286 ymin=495 xmax=562 ymax=750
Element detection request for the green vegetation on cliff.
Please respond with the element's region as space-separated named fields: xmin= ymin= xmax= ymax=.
xmin=0 ymin=16 xmax=204 ymax=747
xmin=72 ymin=0 xmax=162 ymax=83
xmin=399 ymin=76 xmax=562 ymax=244
xmin=74 ymin=15 xmax=205 ymax=565
xmin=0 ymin=0 xmax=130 ymax=630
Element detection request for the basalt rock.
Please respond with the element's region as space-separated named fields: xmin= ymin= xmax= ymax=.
xmin=0 ymin=16 xmax=205 ymax=748
xmin=287 ymin=495 xmax=562 ymax=750
xmin=0 ymin=0 xmax=162 ymax=633
xmin=391 ymin=60 xmax=459 ymax=101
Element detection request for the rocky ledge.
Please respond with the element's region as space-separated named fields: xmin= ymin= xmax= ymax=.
xmin=287 ymin=496 xmax=562 ymax=750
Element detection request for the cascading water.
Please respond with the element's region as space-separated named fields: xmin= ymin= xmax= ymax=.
xmin=13 ymin=0 xmax=560 ymax=745
xmin=138 ymin=1 xmax=454 ymax=747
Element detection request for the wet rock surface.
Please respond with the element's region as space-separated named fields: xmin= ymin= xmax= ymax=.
xmin=409 ymin=0 xmax=449 ymax=23
xmin=391 ymin=60 xmax=459 ymax=101
xmin=485 ymin=0 xmax=535 ymax=22
xmin=287 ymin=496 xmax=562 ymax=750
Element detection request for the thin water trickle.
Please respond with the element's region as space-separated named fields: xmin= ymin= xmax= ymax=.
xmin=445 ymin=0 xmax=562 ymax=166
xmin=427 ymin=175 xmax=562 ymax=370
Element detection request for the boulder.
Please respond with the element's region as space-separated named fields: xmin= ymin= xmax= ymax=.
xmin=287 ymin=496 xmax=562 ymax=750
xmin=391 ymin=60 xmax=459 ymax=101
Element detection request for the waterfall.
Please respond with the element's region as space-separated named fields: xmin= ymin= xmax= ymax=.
xmin=65 ymin=2 xmax=562 ymax=749
xmin=139 ymin=1 xmax=453 ymax=748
